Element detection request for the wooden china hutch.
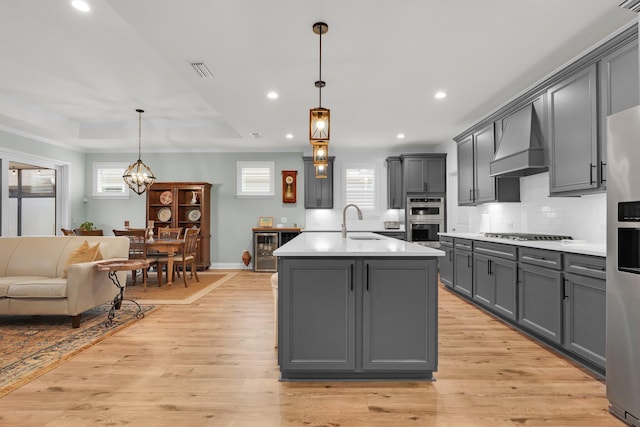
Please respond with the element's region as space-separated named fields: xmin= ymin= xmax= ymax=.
xmin=146 ymin=182 xmax=212 ymax=270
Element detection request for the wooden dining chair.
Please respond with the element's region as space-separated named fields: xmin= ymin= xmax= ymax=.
xmin=156 ymin=227 xmax=200 ymax=288
xmin=157 ymin=227 xmax=183 ymax=240
xmin=113 ymin=228 xmax=159 ymax=289
xmin=61 ymin=228 xmax=76 ymax=236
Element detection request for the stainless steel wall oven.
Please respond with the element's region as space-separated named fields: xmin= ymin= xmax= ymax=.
xmin=406 ymin=196 xmax=445 ymax=247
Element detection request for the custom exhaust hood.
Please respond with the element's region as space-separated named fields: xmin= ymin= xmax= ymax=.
xmin=490 ymin=103 xmax=548 ymax=177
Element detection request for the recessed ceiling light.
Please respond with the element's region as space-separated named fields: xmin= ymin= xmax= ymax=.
xmin=195 ymin=107 xmax=205 ymax=112
xmin=397 ymin=133 xmax=405 ymax=139
xmin=285 ymin=133 xmax=293 ymax=139
xmin=435 ymin=91 xmax=447 ymax=99
xmin=71 ymin=0 xmax=90 ymax=12
xmin=267 ymin=92 xmax=279 ymax=100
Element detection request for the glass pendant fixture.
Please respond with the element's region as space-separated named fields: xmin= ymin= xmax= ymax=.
xmin=312 ymin=141 xmax=329 ymax=165
xmin=315 ymin=163 xmax=328 ymax=179
xmin=123 ymin=109 xmax=156 ymax=195
xmin=310 ymin=22 xmax=330 ymax=142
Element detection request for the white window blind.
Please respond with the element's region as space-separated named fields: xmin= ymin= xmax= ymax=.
xmin=93 ymin=162 xmax=129 ymax=198
xmin=345 ymin=167 xmax=375 ymax=210
xmin=237 ymin=161 xmax=275 ymax=197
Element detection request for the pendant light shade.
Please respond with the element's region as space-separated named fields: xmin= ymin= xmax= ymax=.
xmin=315 ymin=163 xmax=328 ymax=179
xmin=123 ymin=109 xmax=156 ymax=195
xmin=312 ymin=141 xmax=329 ymax=165
xmin=310 ymin=22 xmax=330 ymax=178
xmin=310 ymin=107 xmax=330 ymax=141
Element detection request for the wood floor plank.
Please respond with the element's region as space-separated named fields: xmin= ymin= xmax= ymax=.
xmin=0 ymin=270 xmax=623 ymax=426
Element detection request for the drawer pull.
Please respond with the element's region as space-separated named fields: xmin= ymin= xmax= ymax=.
xmin=522 ymin=255 xmax=557 ymax=266
xmin=571 ymin=264 xmax=605 ymax=274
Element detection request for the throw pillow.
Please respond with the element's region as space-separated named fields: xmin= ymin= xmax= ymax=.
xmin=62 ymin=240 xmax=103 ymax=278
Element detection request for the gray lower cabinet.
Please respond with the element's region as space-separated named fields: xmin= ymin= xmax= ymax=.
xmin=548 ymin=64 xmax=598 ymax=195
xmin=303 ymin=156 xmax=334 ymax=209
xmin=278 ymin=256 xmax=438 ymax=379
xmin=472 ymin=241 xmax=518 ymax=320
xmin=375 ymin=231 xmax=406 ymax=240
xmin=563 ymin=254 xmax=606 ymax=369
xmin=517 ymin=248 xmax=564 ymax=345
xmin=401 ymin=154 xmax=446 ymax=194
xmin=453 ymin=239 xmax=473 ymax=297
xmin=386 ymin=156 xmax=403 ymax=209
xmin=439 ymin=236 xmax=454 ymax=288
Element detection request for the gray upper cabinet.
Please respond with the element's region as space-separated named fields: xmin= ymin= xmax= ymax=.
xmin=385 ymin=156 xmax=403 ymax=209
xmin=457 ymin=124 xmax=520 ymax=206
xmin=457 ymin=135 xmax=475 ymax=205
xmin=599 ymin=40 xmax=639 ymax=188
xmin=303 ymin=156 xmax=334 ymax=209
xmin=548 ymin=64 xmax=599 ymax=195
xmin=401 ymin=154 xmax=446 ymax=194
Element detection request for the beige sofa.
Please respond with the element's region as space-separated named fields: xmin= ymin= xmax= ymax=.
xmin=0 ymin=236 xmax=130 ymax=327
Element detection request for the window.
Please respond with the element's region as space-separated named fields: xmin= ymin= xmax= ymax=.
xmin=237 ymin=161 xmax=275 ymax=197
xmin=93 ymin=162 xmax=129 ymax=198
xmin=344 ymin=165 xmax=376 ymax=210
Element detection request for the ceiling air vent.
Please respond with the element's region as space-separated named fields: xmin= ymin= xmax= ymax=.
xmin=249 ymin=132 xmax=262 ymax=139
xmin=190 ymin=62 xmax=214 ymax=79
xmin=619 ymin=0 xmax=640 ymax=12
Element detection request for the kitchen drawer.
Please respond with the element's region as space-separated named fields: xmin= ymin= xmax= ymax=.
xmin=564 ymin=253 xmax=606 ymax=280
xmin=440 ymin=236 xmax=454 ymax=247
xmin=519 ymin=247 xmax=562 ymax=270
xmin=454 ymin=238 xmax=473 ymax=251
xmin=473 ymin=241 xmax=517 ymax=261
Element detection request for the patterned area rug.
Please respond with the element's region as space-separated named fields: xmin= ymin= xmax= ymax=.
xmin=0 ymin=302 xmax=157 ymax=398
xmin=123 ymin=271 xmax=236 ymax=304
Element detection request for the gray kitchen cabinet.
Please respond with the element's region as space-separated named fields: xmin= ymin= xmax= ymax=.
xmin=279 ymin=258 xmax=355 ymax=372
xmin=563 ymin=254 xmax=606 ymax=369
xmin=453 ymin=239 xmax=473 ymax=297
xmin=439 ymin=236 xmax=454 ymax=288
xmin=362 ymin=259 xmax=438 ymax=371
xmin=375 ymin=231 xmax=406 ymax=240
xmin=548 ymin=64 xmax=598 ymax=195
xmin=279 ymin=256 xmax=438 ymax=379
xmin=472 ymin=241 xmax=518 ymax=320
xmin=401 ymin=154 xmax=446 ymax=194
xmin=457 ymin=124 xmax=519 ymax=206
xmin=518 ymin=248 xmax=563 ymax=345
xmin=598 ymin=40 xmax=639 ymax=188
xmin=303 ymin=156 xmax=334 ymax=209
xmin=386 ymin=156 xmax=403 ymax=209
xmin=457 ymin=135 xmax=475 ymax=205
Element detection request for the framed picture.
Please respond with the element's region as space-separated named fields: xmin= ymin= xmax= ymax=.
xmin=281 ymin=170 xmax=297 ymax=203
xmin=259 ymin=216 xmax=273 ymax=228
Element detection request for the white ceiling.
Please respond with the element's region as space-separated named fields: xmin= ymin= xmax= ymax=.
xmin=0 ymin=1 xmax=636 ymax=154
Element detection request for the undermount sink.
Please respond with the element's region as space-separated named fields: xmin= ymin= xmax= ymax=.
xmin=349 ymin=236 xmax=381 ymax=240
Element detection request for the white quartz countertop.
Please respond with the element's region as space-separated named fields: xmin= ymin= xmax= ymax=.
xmin=274 ymin=232 xmax=444 ymax=257
xmin=439 ymin=232 xmax=606 ymax=257
xmin=303 ymin=226 xmax=406 ymax=233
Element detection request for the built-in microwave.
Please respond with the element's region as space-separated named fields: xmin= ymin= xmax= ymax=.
xmin=407 ymin=196 xmax=445 ymax=221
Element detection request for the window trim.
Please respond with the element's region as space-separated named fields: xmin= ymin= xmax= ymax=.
xmin=92 ymin=162 xmax=130 ymax=198
xmin=342 ymin=163 xmax=377 ymax=211
xmin=236 ymin=161 xmax=275 ymax=197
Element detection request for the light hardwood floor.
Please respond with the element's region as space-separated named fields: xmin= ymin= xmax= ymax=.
xmin=0 ymin=271 xmax=622 ymax=426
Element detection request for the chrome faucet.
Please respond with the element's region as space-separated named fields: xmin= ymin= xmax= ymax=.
xmin=342 ymin=204 xmax=363 ymax=238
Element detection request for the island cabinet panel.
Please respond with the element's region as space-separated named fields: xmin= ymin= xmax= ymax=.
xmin=279 ymin=258 xmax=356 ymax=371
xmin=278 ymin=255 xmax=438 ymax=380
xmin=362 ymin=259 xmax=437 ymax=371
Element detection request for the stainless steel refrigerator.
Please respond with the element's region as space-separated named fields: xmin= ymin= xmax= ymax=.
xmin=606 ymin=105 xmax=640 ymax=426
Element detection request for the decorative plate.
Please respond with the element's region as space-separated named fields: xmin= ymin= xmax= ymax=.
xmin=157 ymin=207 xmax=172 ymax=222
xmin=159 ymin=190 xmax=173 ymax=205
xmin=188 ymin=209 xmax=201 ymax=222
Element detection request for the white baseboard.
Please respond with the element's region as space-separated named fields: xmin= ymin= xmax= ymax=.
xmin=210 ymin=262 xmax=253 ymax=270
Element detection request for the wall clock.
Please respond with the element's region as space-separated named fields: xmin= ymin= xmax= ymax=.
xmin=281 ymin=170 xmax=297 ymax=203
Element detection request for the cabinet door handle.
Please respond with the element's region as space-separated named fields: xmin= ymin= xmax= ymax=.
xmin=469 ymin=189 xmax=473 ymax=201
xmin=449 ymin=250 xmax=453 ymax=262
xmin=350 ymin=264 xmax=354 ymax=291
xmin=589 ymin=163 xmax=596 ymax=185
xmin=600 ymin=161 xmax=606 ymax=183
xmin=467 ymin=254 xmax=472 ymax=268
xmin=562 ymin=279 xmax=568 ymax=300
xmin=366 ymin=264 xmax=370 ymax=291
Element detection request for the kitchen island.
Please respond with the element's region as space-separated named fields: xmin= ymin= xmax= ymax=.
xmin=273 ymin=232 xmax=444 ymax=381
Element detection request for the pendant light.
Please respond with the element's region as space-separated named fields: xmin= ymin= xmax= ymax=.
xmin=310 ymin=22 xmax=329 ymax=141
xmin=123 ymin=109 xmax=156 ymax=195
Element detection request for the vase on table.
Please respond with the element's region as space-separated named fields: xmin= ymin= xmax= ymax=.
xmin=241 ymin=250 xmax=252 ymax=268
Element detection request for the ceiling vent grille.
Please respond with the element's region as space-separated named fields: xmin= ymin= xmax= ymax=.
xmin=190 ymin=62 xmax=214 ymax=79
xmin=619 ymin=0 xmax=640 ymax=12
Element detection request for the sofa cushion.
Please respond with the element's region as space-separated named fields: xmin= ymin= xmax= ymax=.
xmin=62 ymin=241 xmax=103 ymax=278
xmin=5 ymin=277 xmax=67 ymax=298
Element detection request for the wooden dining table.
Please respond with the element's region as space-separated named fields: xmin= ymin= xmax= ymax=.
xmin=146 ymin=238 xmax=183 ymax=286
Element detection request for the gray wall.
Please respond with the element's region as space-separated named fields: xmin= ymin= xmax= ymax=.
xmin=84 ymin=151 xmax=306 ymax=267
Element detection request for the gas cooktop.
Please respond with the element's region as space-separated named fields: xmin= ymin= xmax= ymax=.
xmin=483 ymin=232 xmax=573 ymax=241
